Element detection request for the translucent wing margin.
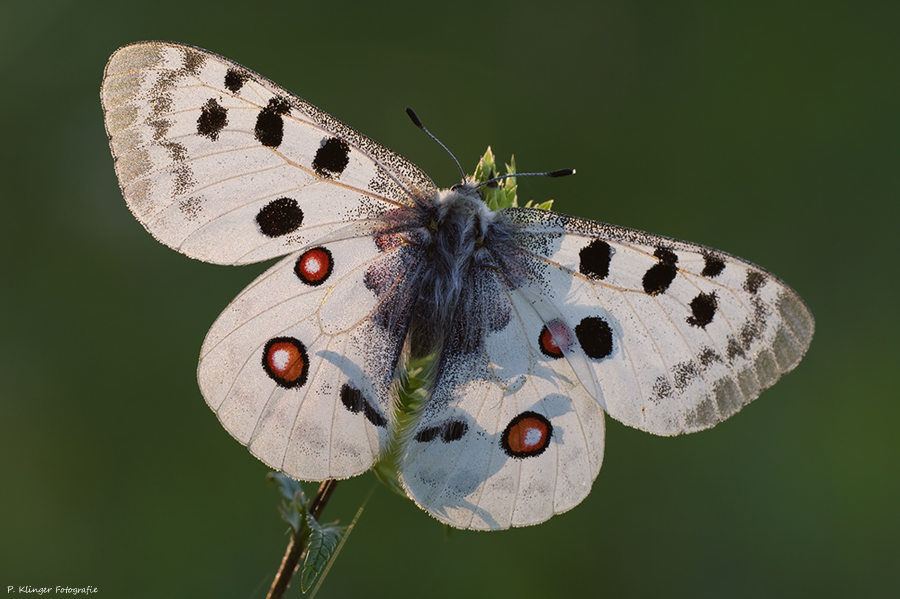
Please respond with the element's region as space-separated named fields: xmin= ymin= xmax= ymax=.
xmin=504 ymin=207 xmax=815 ymax=436
xmin=101 ymin=41 xmax=437 ymax=265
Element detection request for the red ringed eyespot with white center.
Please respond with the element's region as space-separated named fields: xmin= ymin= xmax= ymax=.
xmin=501 ymin=411 xmax=553 ymax=458
xmin=294 ymin=247 xmax=333 ymax=286
xmin=262 ymin=337 xmax=309 ymax=388
xmin=538 ymin=320 xmax=573 ymax=359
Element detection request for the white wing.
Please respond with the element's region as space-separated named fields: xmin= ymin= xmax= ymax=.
xmin=101 ymin=41 xmax=436 ymax=265
xmin=400 ymin=204 xmax=813 ymax=529
xmin=199 ymin=229 xmax=424 ymax=479
xmin=506 ymin=207 xmax=815 ymax=435
xmin=400 ymin=266 xmax=605 ymax=530
xmin=100 ymin=41 xmax=438 ymax=479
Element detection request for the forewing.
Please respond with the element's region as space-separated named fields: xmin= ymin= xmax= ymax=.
xmin=399 ymin=268 xmax=605 ymax=531
xmin=101 ymin=41 xmax=437 ymax=265
xmin=506 ymin=207 xmax=815 ymax=436
xmin=198 ymin=232 xmax=419 ymax=480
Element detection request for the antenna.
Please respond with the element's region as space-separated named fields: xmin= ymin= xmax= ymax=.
xmin=476 ymin=169 xmax=576 ymax=189
xmin=406 ymin=108 xmax=466 ymax=182
xmin=406 ymin=108 xmax=576 ymax=187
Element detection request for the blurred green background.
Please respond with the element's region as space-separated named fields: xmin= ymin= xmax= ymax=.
xmin=2 ymin=0 xmax=897 ymax=597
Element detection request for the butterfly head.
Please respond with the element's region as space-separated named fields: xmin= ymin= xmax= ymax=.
xmin=435 ymin=180 xmax=495 ymax=230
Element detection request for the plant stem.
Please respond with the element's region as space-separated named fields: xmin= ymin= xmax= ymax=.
xmin=266 ymin=480 xmax=339 ymax=599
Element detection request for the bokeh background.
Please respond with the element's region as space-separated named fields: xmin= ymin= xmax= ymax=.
xmin=2 ymin=1 xmax=897 ymax=597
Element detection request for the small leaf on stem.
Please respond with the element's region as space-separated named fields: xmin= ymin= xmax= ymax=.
xmin=269 ymin=472 xmax=308 ymax=533
xmin=301 ymin=515 xmax=347 ymax=593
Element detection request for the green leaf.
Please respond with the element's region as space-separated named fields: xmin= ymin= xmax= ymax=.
xmin=281 ymin=501 xmax=304 ymax=533
xmin=524 ymin=199 xmax=554 ymax=211
xmin=269 ymin=472 xmax=306 ymax=503
xmin=372 ymin=353 xmax=434 ymax=498
xmin=268 ymin=472 xmax=308 ymax=533
xmin=473 ymin=147 xmax=556 ymax=212
xmin=301 ymin=515 xmax=347 ymax=593
xmin=472 ymin=146 xmax=497 ymax=183
xmin=477 ymin=147 xmax=520 ymax=212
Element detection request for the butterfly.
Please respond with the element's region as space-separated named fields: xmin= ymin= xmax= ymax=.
xmin=101 ymin=41 xmax=814 ymax=531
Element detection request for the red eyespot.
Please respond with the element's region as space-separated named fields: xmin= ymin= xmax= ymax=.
xmin=295 ymin=247 xmax=333 ymax=286
xmin=501 ymin=411 xmax=553 ymax=458
xmin=262 ymin=337 xmax=309 ymax=388
xmin=538 ymin=320 xmax=572 ymax=358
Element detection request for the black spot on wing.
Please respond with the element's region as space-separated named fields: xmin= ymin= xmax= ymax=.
xmin=654 ymin=247 xmax=678 ymax=264
xmin=161 ymin=140 xmax=187 ymax=162
xmin=180 ymin=47 xmax=205 ymax=75
xmin=149 ymin=91 xmax=173 ymax=119
xmin=579 ymin=239 xmax=611 ymax=280
xmin=702 ymin=253 xmax=726 ymax=277
xmin=687 ymin=291 xmax=718 ymax=328
xmin=224 ymin=68 xmax=249 ymax=93
xmin=442 ymin=420 xmax=468 ymax=442
xmin=256 ymin=197 xmax=303 ymax=237
xmin=652 ymin=376 xmax=672 ymax=402
xmin=313 ymin=137 xmax=351 ymax=178
xmin=414 ymin=419 xmax=469 ymax=443
xmin=744 ymin=270 xmax=766 ymax=294
xmin=740 ymin=320 xmax=762 ymax=347
xmin=197 ymin=98 xmax=227 ymax=141
xmin=643 ymin=247 xmax=678 ymax=295
xmin=698 ymin=346 xmax=722 ymax=368
xmin=255 ymin=97 xmax=292 ymax=148
xmin=414 ymin=426 xmax=440 ymax=442
xmin=178 ymin=196 xmax=203 ymax=221
xmin=739 ymin=297 xmax=768 ymax=348
xmin=149 ymin=118 xmax=171 ymax=141
xmin=171 ymin=163 xmax=195 ymax=196
xmin=673 ymin=360 xmax=700 ymax=390
xmin=726 ymin=336 xmax=745 ymax=360
xmin=340 ymin=383 xmax=386 ymax=427
xmin=575 ymin=316 xmax=613 ymax=360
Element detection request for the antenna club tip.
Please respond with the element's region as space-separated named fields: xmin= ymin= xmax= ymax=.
xmin=548 ymin=168 xmax=576 ymax=178
xmin=405 ymin=108 xmax=424 ymax=128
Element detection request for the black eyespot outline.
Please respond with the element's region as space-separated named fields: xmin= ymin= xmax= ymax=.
xmin=500 ymin=411 xmax=553 ymax=459
xmin=262 ymin=337 xmax=309 ymax=389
